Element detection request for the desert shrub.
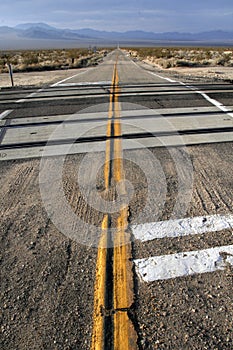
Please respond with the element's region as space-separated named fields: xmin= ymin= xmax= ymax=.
xmin=175 ymin=60 xmax=199 ymax=67
xmin=22 ymin=54 xmax=39 ymax=65
xmin=125 ymin=47 xmax=233 ymax=68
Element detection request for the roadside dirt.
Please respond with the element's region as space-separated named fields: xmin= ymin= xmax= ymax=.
xmin=0 ymin=68 xmax=89 ymax=88
xmin=141 ymin=59 xmax=233 ymax=82
xmin=0 ymin=156 xmax=100 ymax=350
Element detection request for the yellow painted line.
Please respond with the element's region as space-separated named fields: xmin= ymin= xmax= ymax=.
xmin=114 ymin=311 xmax=138 ymax=350
xmin=113 ymin=66 xmax=138 ymax=350
xmin=113 ymin=208 xmax=137 ymax=350
xmin=104 ymin=61 xmax=117 ymax=189
xmin=91 ymin=215 xmax=109 ymax=350
xmin=91 ymin=63 xmax=117 ymax=350
xmin=92 ymin=54 xmax=137 ymax=350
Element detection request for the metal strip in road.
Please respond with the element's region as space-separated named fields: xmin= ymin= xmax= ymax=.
xmin=132 ymin=214 xmax=233 ymax=242
xmin=134 ymin=245 xmax=233 ymax=282
xmin=1 ymin=88 xmax=232 ymax=105
xmin=5 ymin=106 xmax=233 ymax=128
xmin=1 ymin=131 xmax=233 ymax=161
xmin=2 ymin=125 xmax=233 ymax=149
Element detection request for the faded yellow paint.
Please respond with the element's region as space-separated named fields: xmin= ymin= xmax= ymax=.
xmin=114 ymin=311 xmax=138 ymax=350
xmin=91 ymin=215 xmax=108 ymax=350
xmin=92 ymin=55 xmax=137 ymax=350
xmin=112 ymin=63 xmax=137 ymax=350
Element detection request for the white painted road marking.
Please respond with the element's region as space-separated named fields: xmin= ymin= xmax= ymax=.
xmin=179 ymin=82 xmax=233 ymax=119
xmin=132 ymin=214 xmax=233 ymax=242
xmin=147 ymin=71 xmax=177 ymax=83
xmin=134 ymin=245 xmax=233 ymax=282
xmin=16 ymin=89 xmax=43 ymax=103
xmin=0 ymin=110 xmax=13 ymax=120
xmin=53 ymin=81 xmax=112 ymax=87
xmin=147 ymin=70 xmax=233 ymax=119
xmin=50 ymin=69 xmax=90 ymax=87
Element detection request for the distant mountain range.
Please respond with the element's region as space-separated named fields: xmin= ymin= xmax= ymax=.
xmin=0 ymin=23 xmax=233 ymax=50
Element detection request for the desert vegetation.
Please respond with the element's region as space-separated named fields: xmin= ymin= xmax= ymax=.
xmin=0 ymin=48 xmax=110 ymax=73
xmin=125 ymin=47 xmax=233 ymax=69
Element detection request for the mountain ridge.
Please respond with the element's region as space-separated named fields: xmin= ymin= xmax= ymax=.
xmin=0 ymin=23 xmax=233 ymax=49
xmin=1 ymin=23 xmax=233 ymax=40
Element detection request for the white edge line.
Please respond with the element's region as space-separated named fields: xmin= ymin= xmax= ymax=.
xmin=16 ymin=89 xmax=43 ymax=103
xmin=194 ymin=90 xmax=233 ymax=118
xmin=146 ymin=69 xmax=233 ymax=119
xmin=148 ymin=71 xmax=177 ymax=83
xmin=135 ymin=56 xmax=233 ymax=119
xmin=134 ymin=245 xmax=233 ymax=282
xmin=51 ymin=69 xmax=89 ymax=87
xmin=0 ymin=110 xmax=13 ymax=120
xmin=132 ymin=214 xmax=233 ymax=242
xmin=54 ymin=81 xmax=112 ymax=87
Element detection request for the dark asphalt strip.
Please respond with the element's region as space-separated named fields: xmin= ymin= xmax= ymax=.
xmin=0 ymin=126 xmax=233 ymax=150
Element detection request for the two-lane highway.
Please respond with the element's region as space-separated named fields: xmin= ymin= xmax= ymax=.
xmin=1 ymin=49 xmax=232 ymax=350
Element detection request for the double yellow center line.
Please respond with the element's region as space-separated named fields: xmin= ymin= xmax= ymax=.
xmin=91 ymin=57 xmax=138 ymax=349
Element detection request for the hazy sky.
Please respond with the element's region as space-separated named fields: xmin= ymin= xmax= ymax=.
xmin=0 ymin=0 xmax=233 ymax=32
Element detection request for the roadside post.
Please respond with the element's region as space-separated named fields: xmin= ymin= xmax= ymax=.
xmin=7 ymin=63 xmax=14 ymax=87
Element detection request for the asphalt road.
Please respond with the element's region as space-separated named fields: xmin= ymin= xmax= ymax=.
xmin=0 ymin=49 xmax=233 ymax=350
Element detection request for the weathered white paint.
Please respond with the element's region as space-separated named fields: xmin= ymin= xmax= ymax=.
xmin=147 ymin=70 xmax=233 ymax=119
xmin=147 ymin=71 xmax=177 ymax=83
xmin=132 ymin=214 xmax=233 ymax=242
xmin=0 ymin=110 xmax=13 ymax=120
xmin=16 ymin=89 xmax=43 ymax=103
xmin=50 ymin=69 xmax=90 ymax=87
xmin=53 ymin=81 xmax=112 ymax=87
xmin=134 ymin=245 xmax=233 ymax=282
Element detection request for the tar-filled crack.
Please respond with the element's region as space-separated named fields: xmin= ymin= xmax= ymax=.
xmin=104 ymin=217 xmax=114 ymax=350
xmin=102 ymin=63 xmax=139 ymax=349
xmin=103 ymin=82 xmax=118 ymax=350
xmin=130 ymin=238 xmax=144 ymax=350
